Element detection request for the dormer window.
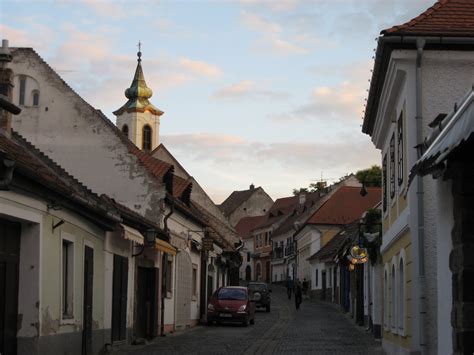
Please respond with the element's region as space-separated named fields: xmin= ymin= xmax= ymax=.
xmin=142 ymin=125 xmax=152 ymax=151
xmin=122 ymin=124 xmax=129 ymax=138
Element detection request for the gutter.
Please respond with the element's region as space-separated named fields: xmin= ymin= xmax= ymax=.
xmin=415 ymin=38 xmax=427 ymax=354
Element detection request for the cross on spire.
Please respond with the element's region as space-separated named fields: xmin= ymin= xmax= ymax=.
xmin=137 ymin=41 xmax=142 ymax=62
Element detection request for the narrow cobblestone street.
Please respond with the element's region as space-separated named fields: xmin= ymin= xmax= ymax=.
xmin=115 ymin=286 xmax=383 ymax=355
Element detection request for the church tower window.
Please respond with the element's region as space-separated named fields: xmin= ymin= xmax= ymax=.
xmin=142 ymin=125 xmax=152 ymax=151
xmin=122 ymin=124 xmax=129 ymax=138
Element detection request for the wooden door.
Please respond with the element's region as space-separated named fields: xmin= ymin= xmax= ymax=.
xmin=175 ymin=252 xmax=192 ymax=330
xmin=112 ymin=255 xmax=128 ymax=342
xmin=0 ymin=219 xmax=21 ymax=355
xmin=136 ymin=267 xmax=159 ymax=339
xmin=82 ymin=246 xmax=94 ymax=355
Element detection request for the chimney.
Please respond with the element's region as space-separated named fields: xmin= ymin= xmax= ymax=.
xmin=249 ymin=183 xmax=255 ymax=190
xmin=0 ymin=39 xmax=16 ymax=137
xmin=299 ymin=192 xmax=306 ymax=205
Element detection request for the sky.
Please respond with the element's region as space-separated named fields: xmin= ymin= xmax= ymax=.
xmin=1 ymin=0 xmax=433 ymax=203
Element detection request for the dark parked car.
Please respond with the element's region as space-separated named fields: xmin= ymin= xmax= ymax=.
xmin=207 ymin=286 xmax=256 ymax=326
xmin=247 ymin=282 xmax=271 ymax=312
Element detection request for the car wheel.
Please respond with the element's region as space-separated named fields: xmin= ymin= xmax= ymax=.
xmin=266 ymin=305 xmax=270 ymax=312
xmin=250 ymin=317 xmax=255 ymax=325
xmin=207 ymin=320 xmax=213 ymax=326
xmin=242 ymin=316 xmax=249 ymax=327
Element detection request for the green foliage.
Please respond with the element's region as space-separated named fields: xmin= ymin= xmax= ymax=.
xmin=361 ymin=208 xmax=382 ymax=265
xmin=356 ymin=165 xmax=382 ymax=187
xmin=292 ymin=181 xmax=327 ymax=195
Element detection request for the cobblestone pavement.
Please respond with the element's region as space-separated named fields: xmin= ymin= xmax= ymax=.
xmin=114 ymin=286 xmax=384 ymax=355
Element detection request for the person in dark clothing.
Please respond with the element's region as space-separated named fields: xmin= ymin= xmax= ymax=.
xmin=295 ymin=280 xmax=303 ymax=310
xmin=286 ymin=276 xmax=294 ymax=299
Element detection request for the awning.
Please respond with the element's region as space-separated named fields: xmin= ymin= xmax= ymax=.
xmin=121 ymin=224 xmax=144 ymax=245
xmin=410 ymin=90 xmax=474 ymax=182
xmin=155 ymin=238 xmax=176 ymax=256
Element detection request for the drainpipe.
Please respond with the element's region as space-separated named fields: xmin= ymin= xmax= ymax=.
xmin=415 ymin=38 xmax=427 ymax=354
xmin=160 ymin=202 xmax=174 ymax=336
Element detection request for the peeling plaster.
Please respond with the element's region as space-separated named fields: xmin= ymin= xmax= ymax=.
xmin=41 ymin=307 xmax=59 ymax=335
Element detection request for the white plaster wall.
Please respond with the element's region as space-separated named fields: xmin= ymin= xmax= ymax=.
xmin=10 ymin=49 xmax=165 ymax=220
xmin=228 ymin=188 xmax=274 ymax=226
xmin=240 ymin=238 xmax=254 ymax=280
xmin=116 ymin=110 xmax=161 ymax=151
xmin=310 ymin=262 xmax=324 ymax=291
xmin=435 ymin=179 xmax=453 ymax=355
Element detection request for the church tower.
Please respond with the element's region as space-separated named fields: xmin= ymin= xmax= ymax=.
xmin=114 ymin=46 xmax=163 ymax=151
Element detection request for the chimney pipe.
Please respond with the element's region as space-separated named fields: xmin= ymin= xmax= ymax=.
xmin=0 ymin=39 xmax=17 ymax=137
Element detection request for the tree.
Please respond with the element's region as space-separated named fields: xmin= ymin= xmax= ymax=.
xmin=292 ymin=181 xmax=327 ymax=195
xmin=356 ymin=165 xmax=382 ymax=187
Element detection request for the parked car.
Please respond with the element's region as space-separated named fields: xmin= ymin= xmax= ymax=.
xmin=207 ymin=286 xmax=256 ymax=326
xmin=247 ymin=282 xmax=271 ymax=312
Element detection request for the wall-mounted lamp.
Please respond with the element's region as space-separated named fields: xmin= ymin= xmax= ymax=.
xmin=145 ymin=228 xmax=157 ymax=246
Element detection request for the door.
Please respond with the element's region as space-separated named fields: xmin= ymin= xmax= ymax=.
xmin=321 ymin=270 xmax=327 ymax=301
xmin=175 ymin=251 xmax=192 ymax=330
xmin=82 ymin=246 xmax=94 ymax=355
xmin=265 ymin=261 xmax=271 ymax=283
xmin=356 ymin=264 xmax=364 ymax=325
xmin=136 ymin=267 xmax=159 ymax=339
xmin=112 ymin=255 xmax=128 ymax=342
xmin=245 ymin=265 xmax=251 ymax=281
xmin=0 ymin=219 xmax=21 ymax=355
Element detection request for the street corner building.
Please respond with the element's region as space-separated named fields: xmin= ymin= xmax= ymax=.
xmin=362 ymin=0 xmax=474 ymax=354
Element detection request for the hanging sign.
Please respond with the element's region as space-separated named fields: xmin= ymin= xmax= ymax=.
xmin=202 ymin=236 xmax=214 ymax=251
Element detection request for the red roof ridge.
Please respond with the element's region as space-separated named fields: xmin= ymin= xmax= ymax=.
xmin=382 ymin=0 xmax=474 ymax=37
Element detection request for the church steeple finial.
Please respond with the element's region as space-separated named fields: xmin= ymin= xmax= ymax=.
xmin=113 ymin=43 xmax=163 ymax=116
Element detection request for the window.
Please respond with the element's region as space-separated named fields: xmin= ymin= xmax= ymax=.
xmin=399 ymin=258 xmax=404 ymax=332
xmin=166 ymin=260 xmax=173 ymax=294
xmin=328 ymin=268 xmax=332 ymax=287
xmin=383 ymin=154 xmax=387 ymax=212
xmin=122 ymin=124 xmax=129 ymax=138
xmin=32 ymin=90 xmax=40 ymax=106
xmin=390 ymin=133 xmax=395 ymax=199
xmin=397 ymin=113 xmax=404 ymax=187
xmin=391 ymin=264 xmax=396 ymax=329
xmin=315 ymin=269 xmax=319 ymax=287
xmin=192 ymin=264 xmax=198 ymax=298
xmin=19 ymin=76 xmax=26 ymax=105
xmin=62 ymin=239 xmax=74 ymax=318
xmin=247 ymin=252 xmax=250 ymax=262
xmin=142 ymin=125 xmax=152 ymax=151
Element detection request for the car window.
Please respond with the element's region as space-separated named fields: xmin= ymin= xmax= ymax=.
xmin=248 ymin=283 xmax=267 ymax=292
xmin=217 ymin=288 xmax=247 ymax=300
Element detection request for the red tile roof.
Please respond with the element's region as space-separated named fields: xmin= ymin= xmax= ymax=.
xmin=306 ymin=186 xmax=381 ymax=226
xmin=383 ymin=0 xmax=474 ymax=37
xmin=172 ymin=175 xmax=192 ymax=199
xmin=235 ymin=215 xmax=267 ymax=239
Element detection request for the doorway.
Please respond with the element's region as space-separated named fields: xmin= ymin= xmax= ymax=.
xmin=0 ymin=219 xmax=21 ymax=355
xmin=136 ymin=267 xmax=159 ymax=339
xmin=112 ymin=255 xmax=128 ymax=343
xmin=245 ymin=265 xmax=251 ymax=281
xmin=321 ymin=270 xmax=327 ymax=301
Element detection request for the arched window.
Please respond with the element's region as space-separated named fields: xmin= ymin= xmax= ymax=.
xmin=122 ymin=124 xmax=129 ymax=138
xmin=391 ymin=264 xmax=396 ymax=330
xmin=399 ymin=257 xmax=405 ymax=332
xmin=142 ymin=125 xmax=152 ymax=151
xmin=32 ymin=90 xmax=40 ymax=106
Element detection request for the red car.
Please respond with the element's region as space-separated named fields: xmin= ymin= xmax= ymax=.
xmin=207 ymin=286 xmax=256 ymax=326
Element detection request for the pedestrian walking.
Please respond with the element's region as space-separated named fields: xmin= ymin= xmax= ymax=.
xmin=295 ymin=279 xmax=303 ymax=310
xmin=286 ymin=276 xmax=294 ymax=300
xmin=302 ymin=278 xmax=309 ymax=300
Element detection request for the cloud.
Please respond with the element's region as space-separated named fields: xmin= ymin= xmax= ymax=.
xmin=240 ymin=0 xmax=301 ymax=12
xmin=213 ymin=80 xmax=288 ymax=100
xmin=178 ymin=58 xmax=222 ymax=78
xmin=272 ymin=61 xmax=371 ymax=123
xmin=0 ymin=23 xmax=56 ymax=54
xmin=240 ymin=11 xmax=282 ymax=34
xmin=161 ymin=132 xmax=379 ymax=201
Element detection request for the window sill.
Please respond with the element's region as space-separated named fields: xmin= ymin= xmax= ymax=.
xmin=61 ymin=317 xmax=75 ymax=325
xmin=192 ymin=296 xmax=197 ymax=302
